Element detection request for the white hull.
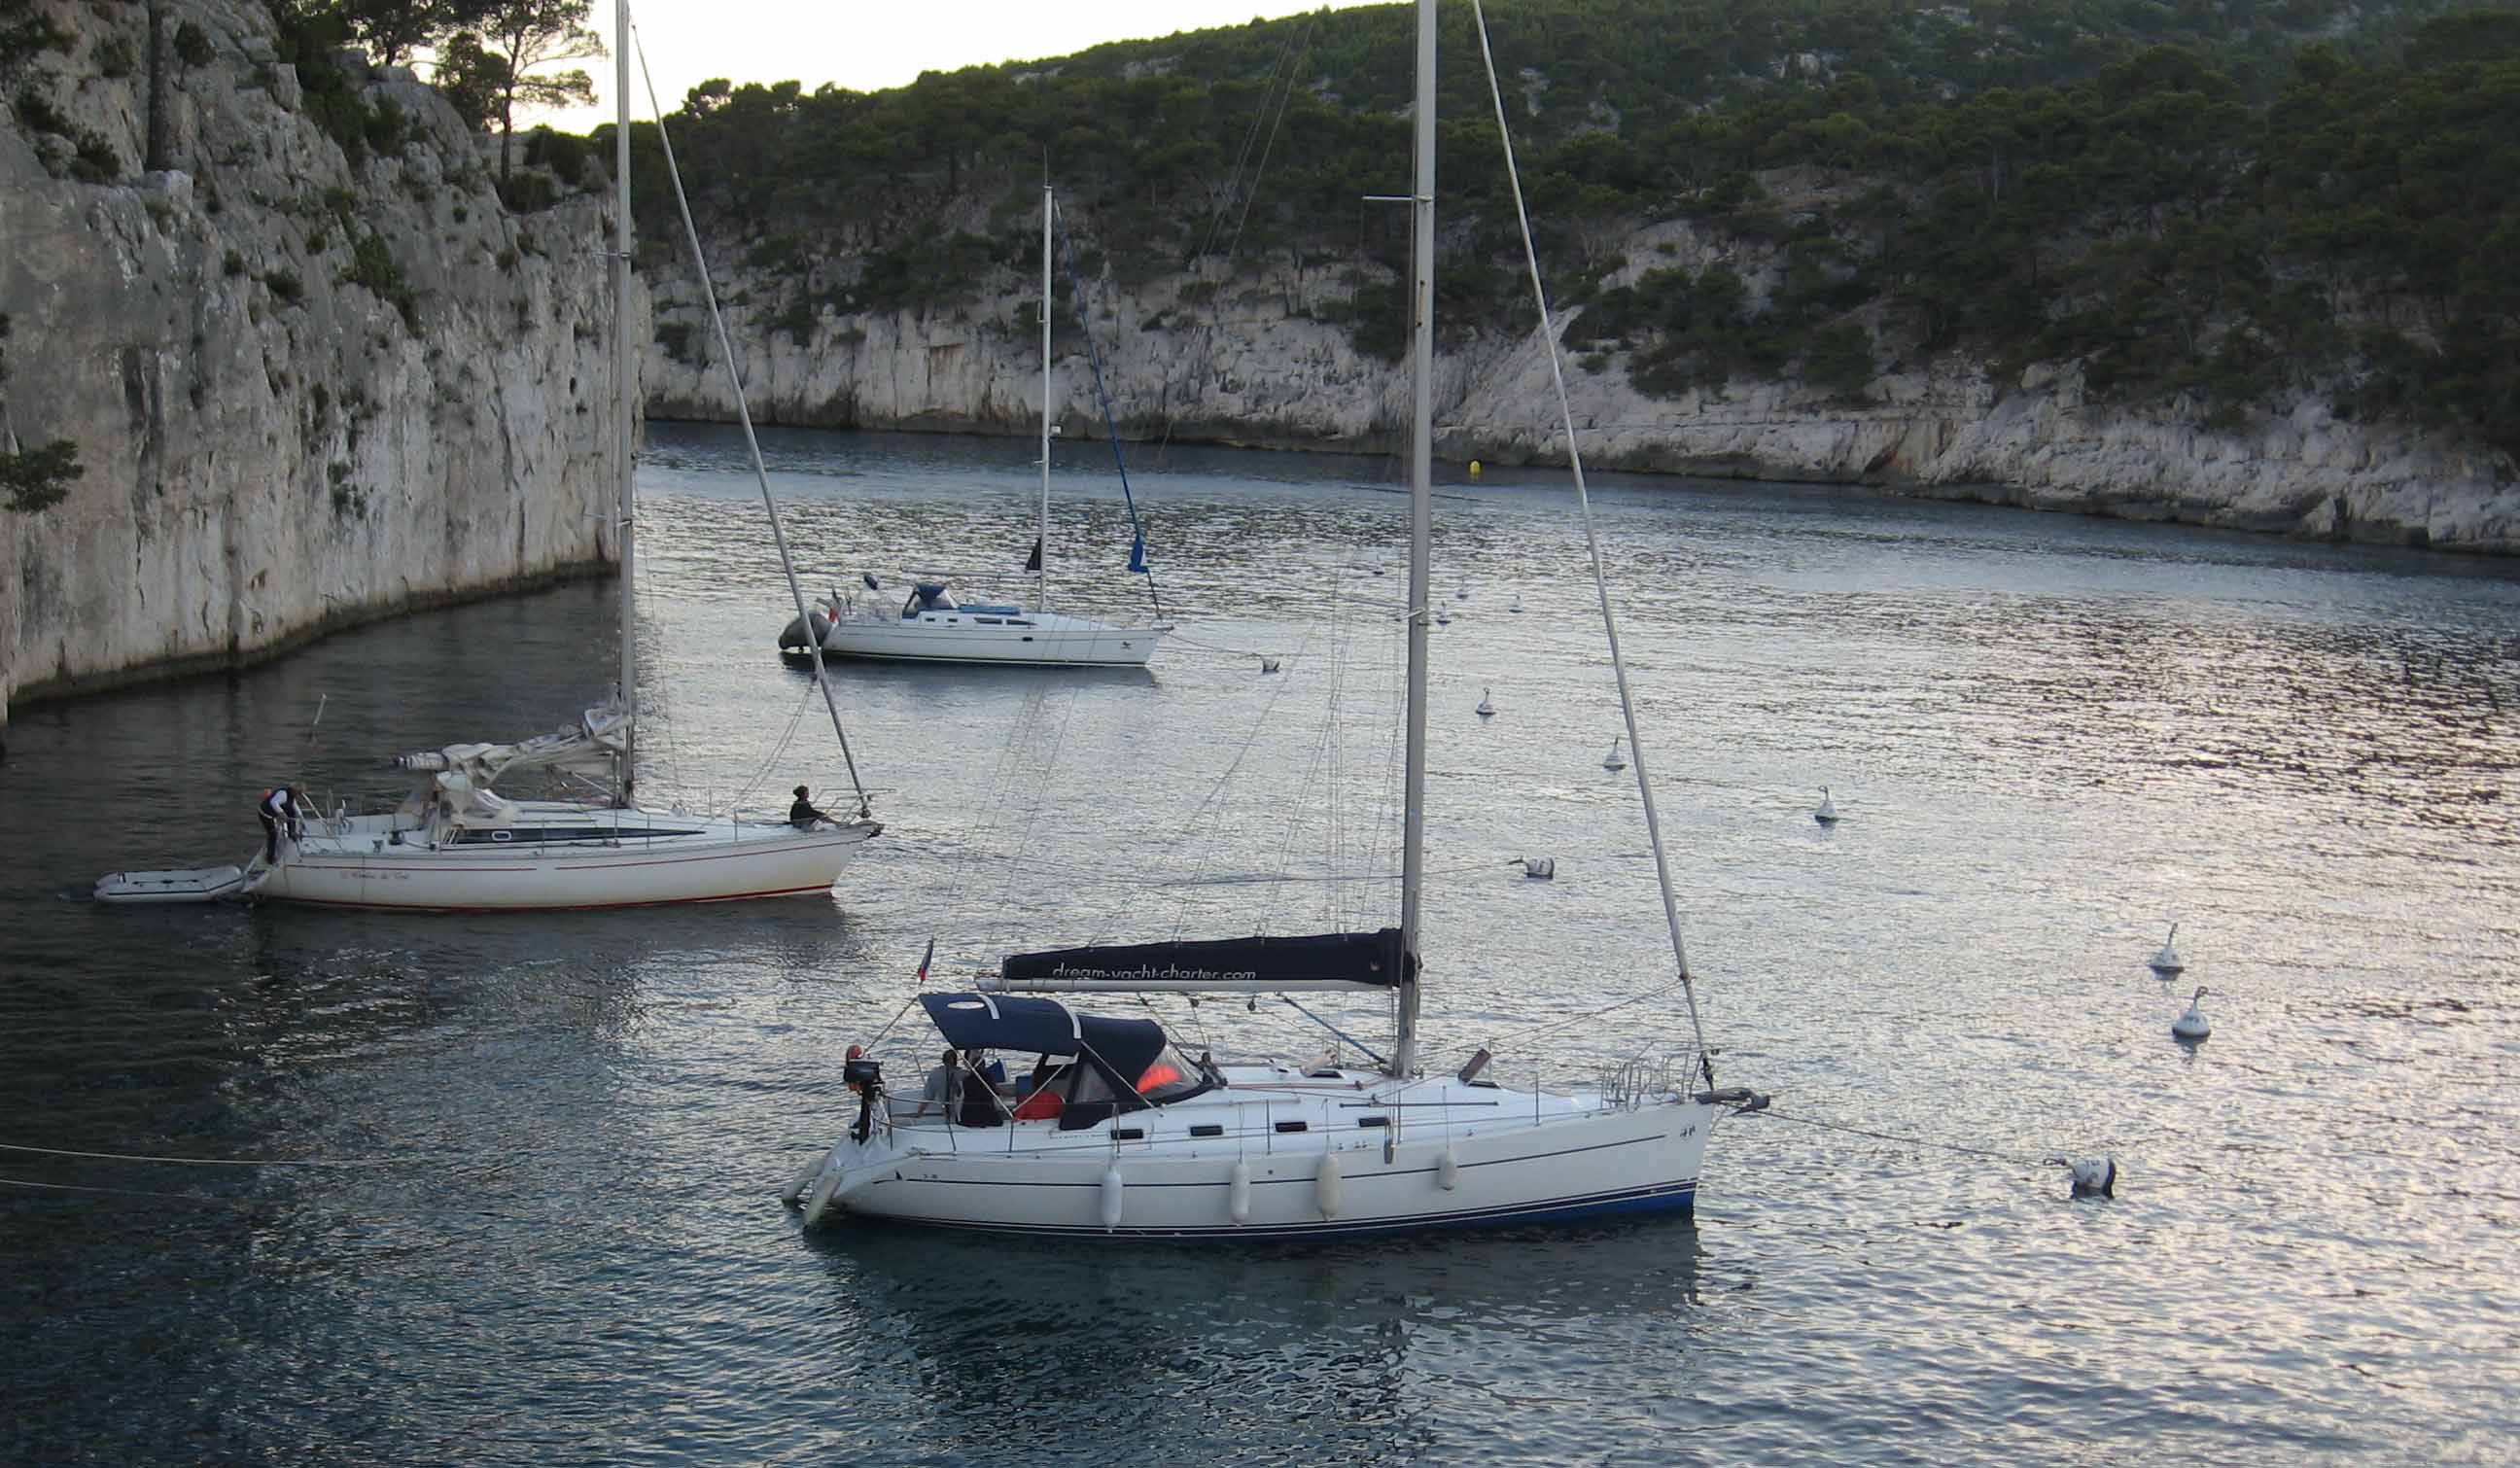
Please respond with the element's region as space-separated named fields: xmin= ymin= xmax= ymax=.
xmin=795 ymin=1066 xmax=1713 ymax=1241
xmin=822 ymin=611 xmax=1160 ymax=668
xmin=249 ymin=802 xmax=880 ymax=910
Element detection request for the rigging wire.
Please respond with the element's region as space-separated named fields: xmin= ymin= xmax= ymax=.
xmin=1050 ymin=197 xmax=1165 ymax=622
xmin=633 ymin=28 xmax=873 ymax=816
xmin=1148 ymin=12 xmax=1319 ymax=469
xmin=720 ymin=678 xmax=820 ymax=816
xmin=1470 ymin=0 xmax=1714 ymax=1073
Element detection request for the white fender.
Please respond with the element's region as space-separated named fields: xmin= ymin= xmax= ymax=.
xmin=1315 ymin=1152 xmax=1344 ymax=1218
xmin=801 ymin=1161 xmax=846 ymax=1229
xmin=1437 ymin=1145 xmax=1460 ymax=1191
xmin=1101 ymin=1166 xmax=1126 ymax=1232
xmin=781 ymin=1153 xmax=825 ymax=1206
xmin=1227 ymin=1159 xmax=1252 ymax=1224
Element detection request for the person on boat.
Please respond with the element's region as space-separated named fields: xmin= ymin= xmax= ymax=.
xmin=257 ymin=786 xmax=303 ymax=863
xmin=955 ymin=1052 xmax=1005 ymax=1129
xmin=789 ymin=786 xmax=832 ymax=829
xmin=919 ymin=1049 xmax=962 ymax=1118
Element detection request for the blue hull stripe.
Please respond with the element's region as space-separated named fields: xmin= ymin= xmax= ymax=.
xmin=848 ymin=1177 xmax=1699 ymax=1242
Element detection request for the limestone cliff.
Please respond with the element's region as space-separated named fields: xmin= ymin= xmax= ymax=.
xmin=644 ymin=211 xmax=2518 ymax=556
xmin=0 ymin=0 xmax=634 ymax=743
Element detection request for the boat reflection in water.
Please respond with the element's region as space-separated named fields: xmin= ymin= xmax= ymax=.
xmin=808 ymin=1219 xmax=1716 ymax=1459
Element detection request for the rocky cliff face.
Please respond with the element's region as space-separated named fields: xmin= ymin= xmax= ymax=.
xmin=645 ymin=212 xmax=2518 ymax=556
xmin=0 ymin=0 xmax=633 ymax=742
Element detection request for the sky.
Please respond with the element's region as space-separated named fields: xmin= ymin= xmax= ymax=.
xmin=553 ymin=0 xmax=1389 ymax=131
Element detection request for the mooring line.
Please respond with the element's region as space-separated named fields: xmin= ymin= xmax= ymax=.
xmin=0 ymin=1140 xmax=407 ymax=1168
xmin=1741 ymin=1106 xmax=2052 ymax=1169
xmin=1 ymin=1175 xmax=237 ymax=1204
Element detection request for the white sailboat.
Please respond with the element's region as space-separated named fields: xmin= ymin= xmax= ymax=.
xmin=782 ymin=0 xmax=1755 ymax=1239
xmin=794 ymin=186 xmax=1166 ymax=668
xmin=94 ymin=1 xmax=881 ymax=911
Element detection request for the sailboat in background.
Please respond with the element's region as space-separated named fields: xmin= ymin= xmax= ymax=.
xmin=782 ymin=0 xmax=1755 ymax=1238
xmin=93 ymin=0 xmax=882 ymax=910
xmin=784 ymin=185 xmax=1168 ymax=668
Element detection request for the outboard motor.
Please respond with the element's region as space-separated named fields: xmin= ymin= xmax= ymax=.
xmin=845 ymin=1057 xmax=885 ymax=1142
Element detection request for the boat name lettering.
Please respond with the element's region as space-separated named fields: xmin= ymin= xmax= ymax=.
xmin=1048 ymin=961 xmax=1261 ymax=983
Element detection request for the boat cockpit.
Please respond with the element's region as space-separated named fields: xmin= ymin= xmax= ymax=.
xmin=868 ymin=993 xmax=1220 ymax=1133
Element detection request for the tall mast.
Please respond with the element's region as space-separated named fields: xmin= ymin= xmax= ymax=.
xmin=1037 ymin=183 xmax=1053 ymax=614
xmin=612 ymin=0 xmax=636 ymax=804
xmin=1390 ymin=0 xmax=1436 ymax=1079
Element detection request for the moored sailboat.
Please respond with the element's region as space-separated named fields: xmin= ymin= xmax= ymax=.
xmin=781 ymin=0 xmax=1758 ymax=1239
xmin=94 ymin=0 xmax=881 ymax=911
xmin=786 ymin=186 xmax=1166 ymax=668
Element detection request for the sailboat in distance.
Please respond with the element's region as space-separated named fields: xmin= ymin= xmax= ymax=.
xmin=94 ymin=0 xmax=882 ymax=910
xmin=780 ymin=0 xmax=1757 ymax=1238
xmin=784 ymin=186 xmax=1167 ymax=668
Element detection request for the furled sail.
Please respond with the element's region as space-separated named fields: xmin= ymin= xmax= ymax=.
xmin=998 ymin=928 xmax=1412 ymax=993
xmin=390 ymin=701 xmax=628 ymax=790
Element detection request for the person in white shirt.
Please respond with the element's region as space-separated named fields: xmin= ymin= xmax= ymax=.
xmin=258 ymin=786 xmax=303 ymax=863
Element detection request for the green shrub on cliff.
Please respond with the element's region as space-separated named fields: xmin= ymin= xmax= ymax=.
xmin=589 ymin=0 xmax=2518 ymax=460
xmin=343 ymin=230 xmax=421 ymax=330
xmin=1 ymin=438 xmax=83 ymax=513
xmin=271 ymin=4 xmax=405 ymax=166
xmin=0 ymin=0 xmax=70 ymax=74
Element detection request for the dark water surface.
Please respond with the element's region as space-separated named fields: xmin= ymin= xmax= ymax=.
xmin=4 ymin=424 xmax=2516 ymax=1464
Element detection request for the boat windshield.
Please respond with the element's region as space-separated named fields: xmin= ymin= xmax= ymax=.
xmin=1063 ymin=1049 xmax=1210 ymax=1110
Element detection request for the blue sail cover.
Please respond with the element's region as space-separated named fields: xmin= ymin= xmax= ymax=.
xmin=917 ymin=993 xmax=1165 ymax=1077
xmin=1000 ymin=928 xmax=1411 ymax=989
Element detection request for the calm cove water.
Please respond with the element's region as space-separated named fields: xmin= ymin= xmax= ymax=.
xmin=4 ymin=423 xmax=2516 ymax=1464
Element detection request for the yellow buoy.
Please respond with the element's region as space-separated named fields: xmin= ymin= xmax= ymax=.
xmin=1469 ymin=459 xmax=1483 ymax=477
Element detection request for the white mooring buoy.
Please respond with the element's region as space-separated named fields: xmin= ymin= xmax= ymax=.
xmin=1260 ymin=655 xmax=1281 ymax=675
xmin=1476 ymin=688 xmax=1496 ymax=718
xmin=2149 ymin=923 xmax=2185 ymax=975
xmin=1603 ymin=737 xmax=1627 ymax=772
xmin=1436 ymin=609 xmax=1452 ymax=626
xmin=1509 ymin=596 xmax=1524 ymax=613
xmin=2172 ymin=986 xmax=2211 ymax=1042
xmin=2054 ymin=1156 xmax=2118 ymax=1199
xmin=1514 ymin=856 xmax=1556 ymax=880
xmin=1814 ymin=786 xmax=1839 ymax=826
